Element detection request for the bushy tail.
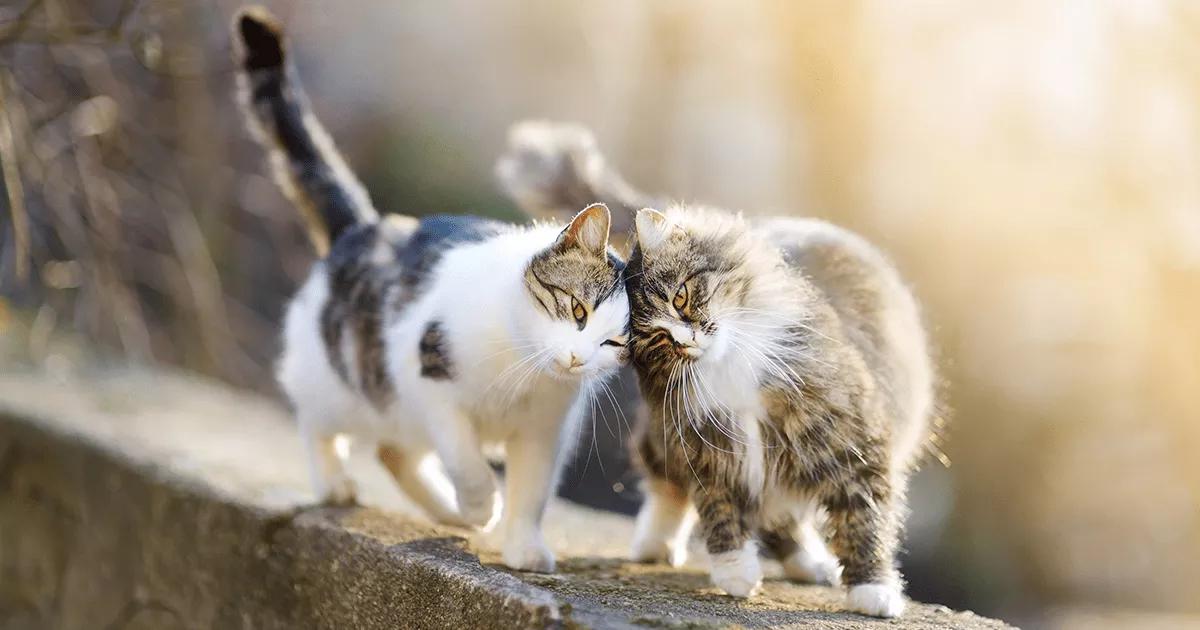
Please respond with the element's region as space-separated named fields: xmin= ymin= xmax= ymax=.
xmin=495 ymin=121 xmax=657 ymax=236
xmin=233 ymin=7 xmax=377 ymax=255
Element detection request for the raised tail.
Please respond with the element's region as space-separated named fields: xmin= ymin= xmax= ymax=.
xmin=495 ymin=121 xmax=658 ymax=236
xmin=233 ymin=7 xmax=378 ymax=255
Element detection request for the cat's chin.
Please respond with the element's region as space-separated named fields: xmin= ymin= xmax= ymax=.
xmin=549 ymin=366 xmax=616 ymax=384
xmin=546 ymin=368 xmax=586 ymax=382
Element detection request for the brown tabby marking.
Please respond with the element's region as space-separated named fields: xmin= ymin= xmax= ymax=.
xmin=419 ymin=321 xmax=454 ymax=380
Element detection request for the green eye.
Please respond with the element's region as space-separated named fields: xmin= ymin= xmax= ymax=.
xmin=571 ymin=296 xmax=587 ymax=326
xmin=672 ymin=284 xmax=688 ymax=311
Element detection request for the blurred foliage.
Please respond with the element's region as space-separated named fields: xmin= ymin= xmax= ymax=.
xmin=3 ymin=1 xmax=1199 ymax=627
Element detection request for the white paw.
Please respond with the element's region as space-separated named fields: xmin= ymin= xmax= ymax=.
xmin=710 ymin=544 xmax=762 ymax=598
xmin=782 ymin=546 xmax=842 ymax=586
xmin=502 ymin=529 xmax=556 ymax=573
xmin=457 ymin=488 xmax=501 ymax=529
xmin=630 ymin=536 xmax=688 ymax=567
xmin=846 ymin=582 xmax=906 ymax=618
xmin=317 ymin=475 xmax=357 ymax=506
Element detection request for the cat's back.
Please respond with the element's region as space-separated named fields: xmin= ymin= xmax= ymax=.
xmin=754 ymin=217 xmax=934 ymax=468
xmin=322 ymin=213 xmax=508 ymax=295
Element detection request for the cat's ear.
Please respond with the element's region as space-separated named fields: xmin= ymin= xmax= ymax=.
xmin=556 ymin=203 xmax=611 ymax=257
xmin=635 ymin=208 xmax=677 ymax=253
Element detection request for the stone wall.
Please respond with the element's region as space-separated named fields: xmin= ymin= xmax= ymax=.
xmin=0 ymin=368 xmax=1011 ymax=629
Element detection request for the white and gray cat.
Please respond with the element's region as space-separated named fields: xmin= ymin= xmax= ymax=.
xmin=232 ymin=10 xmax=629 ymax=572
xmin=501 ymin=122 xmax=937 ymax=617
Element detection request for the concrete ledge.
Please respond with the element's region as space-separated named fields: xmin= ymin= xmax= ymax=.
xmin=0 ymin=368 xmax=1013 ymax=629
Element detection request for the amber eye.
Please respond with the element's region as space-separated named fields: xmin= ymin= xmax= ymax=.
xmin=672 ymin=284 xmax=688 ymax=311
xmin=571 ymin=296 xmax=587 ymax=326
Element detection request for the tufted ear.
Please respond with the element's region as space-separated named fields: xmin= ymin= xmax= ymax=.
xmin=556 ymin=203 xmax=610 ymax=257
xmin=634 ymin=208 xmax=678 ymax=253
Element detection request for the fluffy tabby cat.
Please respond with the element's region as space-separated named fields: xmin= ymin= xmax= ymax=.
xmin=501 ymin=122 xmax=934 ymax=616
xmin=232 ymin=11 xmax=630 ymax=572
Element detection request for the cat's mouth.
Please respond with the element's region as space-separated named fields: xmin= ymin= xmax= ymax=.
xmin=645 ymin=328 xmax=708 ymax=363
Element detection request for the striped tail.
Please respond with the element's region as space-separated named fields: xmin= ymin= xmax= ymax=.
xmin=233 ymin=7 xmax=378 ymax=256
xmin=495 ymin=120 xmax=658 ymax=237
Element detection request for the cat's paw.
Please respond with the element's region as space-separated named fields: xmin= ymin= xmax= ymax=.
xmin=317 ymin=475 xmax=358 ymax=507
xmin=782 ymin=545 xmax=842 ymax=586
xmin=502 ymin=529 xmax=556 ymax=573
xmin=709 ymin=544 xmax=762 ymax=598
xmin=630 ymin=532 xmax=687 ymax=567
xmin=846 ymin=582 xmax=906 ymax=618
xmin=457 ymin=488 xmax=501 ymax=529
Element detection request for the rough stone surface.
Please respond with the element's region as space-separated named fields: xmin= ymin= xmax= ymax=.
xmin=0 ymin=367 xmax=1014 ymax=629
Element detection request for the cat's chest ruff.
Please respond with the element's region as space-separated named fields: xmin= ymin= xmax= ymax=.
xmin=694 ymin=358 xmax=763 ymax=416
xmin=693 ymin=358 xmax=769 ymax=495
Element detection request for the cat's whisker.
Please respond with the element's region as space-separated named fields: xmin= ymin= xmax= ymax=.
xmin=501 ymin=349 xmax=554 ymax=409
xmin=593 ymin=378 xmax=630 ymax=437
xmin=484 ymin=346 xmax=550 ymax=396
xmin=471 ymin=342 xmax=544 ymax=367
xmin=681 ymin=364 xmax=741 ymax=454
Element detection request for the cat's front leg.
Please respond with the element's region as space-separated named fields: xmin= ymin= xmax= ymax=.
xmin=300 ymin=427 xmax=357 ymax=506
xmin=428 ymin=410 xmax=500 ymax=528
xmin=497 ymin=428 xmax=567 ymax=572
xmin=697 ymin=487 xmax=762 ymax=598
xmin=823 ymin=475 xmax=906 ymax=618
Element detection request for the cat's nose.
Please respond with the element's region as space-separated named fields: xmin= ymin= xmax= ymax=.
xmin=556 ymin=352 xmax=586 ymax=372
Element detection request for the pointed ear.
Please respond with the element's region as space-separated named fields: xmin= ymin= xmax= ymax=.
xmin=556 ymin=203 xmax=610 ymax=257
xmin=635 ymin=208 xmax=676 ymax=253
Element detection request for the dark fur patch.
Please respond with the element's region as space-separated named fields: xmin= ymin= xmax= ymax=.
xmin=419 ymin=321 xmax=454 ymax=380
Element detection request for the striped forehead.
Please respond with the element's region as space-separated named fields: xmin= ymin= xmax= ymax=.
xmin=526 ymin=247 xmax=625 ymax=306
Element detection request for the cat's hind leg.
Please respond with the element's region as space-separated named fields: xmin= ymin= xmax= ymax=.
xmin=376 ymin=443 xmax=464 ymax=526
xmin=759 ymin=498 xmax=842 ymax=586
xmin=630 ymin=425 xmax=694 ymax=566
xmin=824 ymin=474 xmax=906 ymax=618
xmin=630 ymin=478 xmax=693 ymax=567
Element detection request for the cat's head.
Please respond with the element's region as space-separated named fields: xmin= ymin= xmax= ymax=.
xmin=624 ymin=206 xmax=782 ymax=374
xmin=520 ymin=203 xmax=629 ymax=379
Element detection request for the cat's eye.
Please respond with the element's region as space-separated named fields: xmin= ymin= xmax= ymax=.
xmin=672 ymin=284 xmax=688 ymax=311
xmin=602 ymin=337 xmax=626 ymax=347
xmin=570 ymin=297 xmax=587 ymax=326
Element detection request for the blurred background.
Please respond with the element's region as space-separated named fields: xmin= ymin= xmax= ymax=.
xmin=2 ymin=1 xmax=1199 ymax=627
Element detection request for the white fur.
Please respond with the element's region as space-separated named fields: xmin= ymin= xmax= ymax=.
xmin=846 ymin=581 xmax=906 ymax=618
xmin=709 ymin=540 xmax=762 ymax=598
xmin=278 ymin=224 xmax=627 ymax=572
xmin=781 ymin=523 xmax=842 ymax=586
xmin=757 ymin=494 xmax=842 ymax=586
xmin=677 ymin=324 xmax=768 ymax=497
